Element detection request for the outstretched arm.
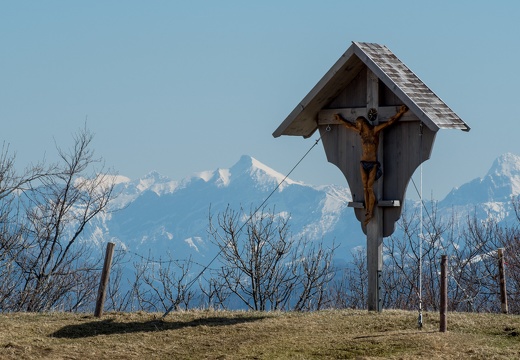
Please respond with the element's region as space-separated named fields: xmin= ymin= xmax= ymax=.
xmin=334 ymin=113 xmax=359 ymax=132
xmin=374 ymin=105 xmax=408 ymax=132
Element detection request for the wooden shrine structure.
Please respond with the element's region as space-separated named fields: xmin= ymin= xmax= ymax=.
xmin=273 ymin=42 xmax=469 ymax=311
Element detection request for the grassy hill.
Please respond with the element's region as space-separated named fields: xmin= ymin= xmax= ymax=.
xmin=1 ymin=309 xmax=519 ymax=359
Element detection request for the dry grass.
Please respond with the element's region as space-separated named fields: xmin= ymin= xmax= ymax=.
xmin=1 ymin=309 xmax=519 ymax=359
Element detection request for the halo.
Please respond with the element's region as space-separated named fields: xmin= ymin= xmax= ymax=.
xmin=367 ymin=108 xmax=378 ymax=122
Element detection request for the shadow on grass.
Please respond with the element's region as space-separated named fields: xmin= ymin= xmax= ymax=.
xmin=353 ymin=330 xmax=439 ymax=339
xmin=51 ymin=315 xmax=266 ymax=339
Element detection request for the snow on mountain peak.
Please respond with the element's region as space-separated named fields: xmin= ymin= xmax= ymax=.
xmin=110 ymin=174 xmax=132 ymax=185
xmin=486 ymin=153 xmax=520 ymax=196
xmin=135 ymin=171 xmax=178 ymax=195
xmin=194 ymin=170 xmax=215 ymax=182
xmin=188 ymin=155 xmax=301 ymax=189
xmin=216 ymin=169 xmax=231 ymax=187
xmin=442 ymin=152 xmax=520 ymax=206
xmin=191 ymin=168 xmax=230 ymax=188
xmin=230 ymin=155 xmax=301 ymax=190
xmin=487 ymin=153 xmax=520 ymax=178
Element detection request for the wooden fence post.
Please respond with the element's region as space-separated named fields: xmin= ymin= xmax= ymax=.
xmin=95 ymin=242 xmax=115 ymax=317
xmin=440 ymin=254 xmax=447 ymax=333
xmin=498 ymin=248 xmax=508 ymax=314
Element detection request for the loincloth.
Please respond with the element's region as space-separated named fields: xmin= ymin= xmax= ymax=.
xmin=360 ymin=160 xmax=383 ymax=180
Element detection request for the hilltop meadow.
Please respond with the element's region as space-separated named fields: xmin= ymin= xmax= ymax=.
xmin=1 ymin=309 xmax=519 ymax=359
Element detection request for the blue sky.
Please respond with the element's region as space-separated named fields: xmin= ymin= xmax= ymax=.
xmin=1 ymin=1 xmax=519 ymax=200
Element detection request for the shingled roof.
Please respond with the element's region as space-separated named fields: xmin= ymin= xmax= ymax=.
xmin=273 ymin=41 xmax=470 ymax=138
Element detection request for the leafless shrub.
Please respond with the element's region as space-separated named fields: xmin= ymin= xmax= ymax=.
xmin=120 ymin=253 xmax=196 ymax=312
xmin=0 ymin=127 xmax=117 ymax=312
xmin=208 ymin=206 xmax=335 ymax=311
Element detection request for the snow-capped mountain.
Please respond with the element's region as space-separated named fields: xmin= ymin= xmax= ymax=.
xmin=439 ymin=153 xmax=520 ymax=223
xmin=89 ymin=153 xmax=520 ymax=266
xmin=93 ymin=155 xmax=360 ymax=264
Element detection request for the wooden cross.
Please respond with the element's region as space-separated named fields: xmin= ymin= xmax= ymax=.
xmin=273 ymin=42 xmax=469 ymax=311
xmin=317 ymin=68 xmax=438 ymax=310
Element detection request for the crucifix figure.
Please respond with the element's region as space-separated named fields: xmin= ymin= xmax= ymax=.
xmin=334 ymin=105 xmax=408 ymax=225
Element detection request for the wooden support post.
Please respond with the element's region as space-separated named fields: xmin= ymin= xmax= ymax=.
xmin=366 ymin=69 xmax=383 ymax=312
xmin=367 ymin=209 xmax=383 ymax=311
xmin=498 ymin=248 xmax=508 ymax=314
xmin=95 ymin=242 xmax=115 ymax=317
xmin=440 ymin=254 xmax=448 ymax=332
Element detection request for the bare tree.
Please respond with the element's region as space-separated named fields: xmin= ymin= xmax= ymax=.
xmin=0 ymin=127 xmax=117 ymax=312
xmin=208 ymin=206 xmax=335 ymax=311
xmin=137 ymin=254 xmax=195 ymax=312
xmin=323 ymin=245 xmax=373 ymax=310
xmin=382 ymin=202 xmax=446 ymax=311
xmin=208 ymin=206 xmax=294 ymax=311
xmin=292 ymin=239 xmax=336 ymax=311
xmin=498 ymin=229 xmax=520 ymax=313
xmin=0 ymin=142 xmax=50 ymax=200
xmin=382 ymin=202 xmax=515 ymax=313
xmin=500 ymin=197 xmax=520 ymax=313
xmin=0 ymin=143 xmax=51 ymax=310
xmin=321 ymin=198 xmax=520 ymax=313
xmin=198 ymin=273 xmax=231 ymax=310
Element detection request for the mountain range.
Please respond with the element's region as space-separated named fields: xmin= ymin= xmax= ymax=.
xmin=88 ymin=153 xmax=520 ymax=266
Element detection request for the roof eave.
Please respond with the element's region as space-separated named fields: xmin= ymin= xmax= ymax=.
xmin=273 ymin=44 xmax=362 ymax=138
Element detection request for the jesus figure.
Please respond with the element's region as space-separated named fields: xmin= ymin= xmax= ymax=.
xmin=334 ymin=105 xmax=408 ymax=225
